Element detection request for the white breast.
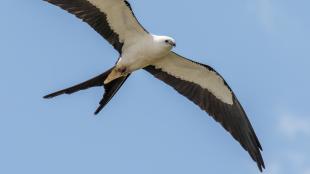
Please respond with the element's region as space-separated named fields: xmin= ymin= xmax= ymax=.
xmin=118 ymin=35 xmax=170 ymax=71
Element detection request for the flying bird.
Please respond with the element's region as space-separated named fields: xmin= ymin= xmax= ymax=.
xmin=43 ymin=0 xmax=265 ymax=171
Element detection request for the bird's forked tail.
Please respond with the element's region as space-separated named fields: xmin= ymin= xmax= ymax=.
xmin=44 ymin=67 xmax=130 ymax=114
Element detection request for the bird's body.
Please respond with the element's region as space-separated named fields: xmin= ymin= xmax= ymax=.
xmin=106 ymin=35 xmax=176 ymax=83
xmin=43 ymin=0 xmax=265 ymax=171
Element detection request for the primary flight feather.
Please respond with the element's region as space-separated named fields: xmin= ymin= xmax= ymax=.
xmin=43 ymin=0 xmax=265 ymax=171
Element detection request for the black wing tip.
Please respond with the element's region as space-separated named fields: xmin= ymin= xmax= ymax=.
xmin=256 ymin=151 xmax=265 ymax=172
xmin=249 ymin=132 xmax=265 ymax=172
xmin=257 ymin=159 xmax=266 ymax=172
xmin=251 ymin=140 xmax=265 ymax=172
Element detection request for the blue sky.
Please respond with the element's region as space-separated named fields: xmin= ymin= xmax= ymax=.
xmin=0 ymin=0 xmax=310 ymax=173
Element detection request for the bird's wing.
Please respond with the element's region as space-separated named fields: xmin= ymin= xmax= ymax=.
xmin=144 ymin=52 xmax=265 ymax=171
xmin=45 ymin=0 xmax=148 ymax=54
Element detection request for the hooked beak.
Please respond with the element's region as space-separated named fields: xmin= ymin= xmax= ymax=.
xmin=170 ymin=41 xmax=176 ymax=47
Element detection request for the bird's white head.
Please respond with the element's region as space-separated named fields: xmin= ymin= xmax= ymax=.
xmin=153 ymin=35 xmax=176 ymax=50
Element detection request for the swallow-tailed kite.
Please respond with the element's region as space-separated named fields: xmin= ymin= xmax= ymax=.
xmin=43 ymin=0 xmax=265 ymax=171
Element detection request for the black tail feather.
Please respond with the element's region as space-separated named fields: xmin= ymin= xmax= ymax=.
xmin=44 ymin=68 xmax=113 ymax=99
xmin=94 ymin=75 xmax=130 ymax=115
xmin=44 ymin=68 xmax=130 ymax=114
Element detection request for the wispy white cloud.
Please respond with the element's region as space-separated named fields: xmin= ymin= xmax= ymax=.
xmin=246 ymin=0 xmax=276 ymax=32
xmin=247 ymin=0 xmax=308 ymax=38
xmin=256 ymin=0 xmax=275 ymax=31
xmin=277 ymin=114 xmax=310 ymax=139
xmin=268 ymin=162 xmax=281 ymax=174
xmin=268 ymin=151 xmax=310 ymax=174
xmin=270 ymin=109 xmax=310 ymax=173
xmin=303 ymin=168 xmax=310 ymax=174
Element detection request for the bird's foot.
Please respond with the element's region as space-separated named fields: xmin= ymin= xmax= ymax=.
xmin=118 ymin=66 xmax=127 ymax=74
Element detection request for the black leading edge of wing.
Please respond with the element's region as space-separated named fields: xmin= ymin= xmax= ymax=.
xmin=144 ymin=64 xmax=265 ymax=171
xmin=44 ymin=0 xmax=125 ymax=53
